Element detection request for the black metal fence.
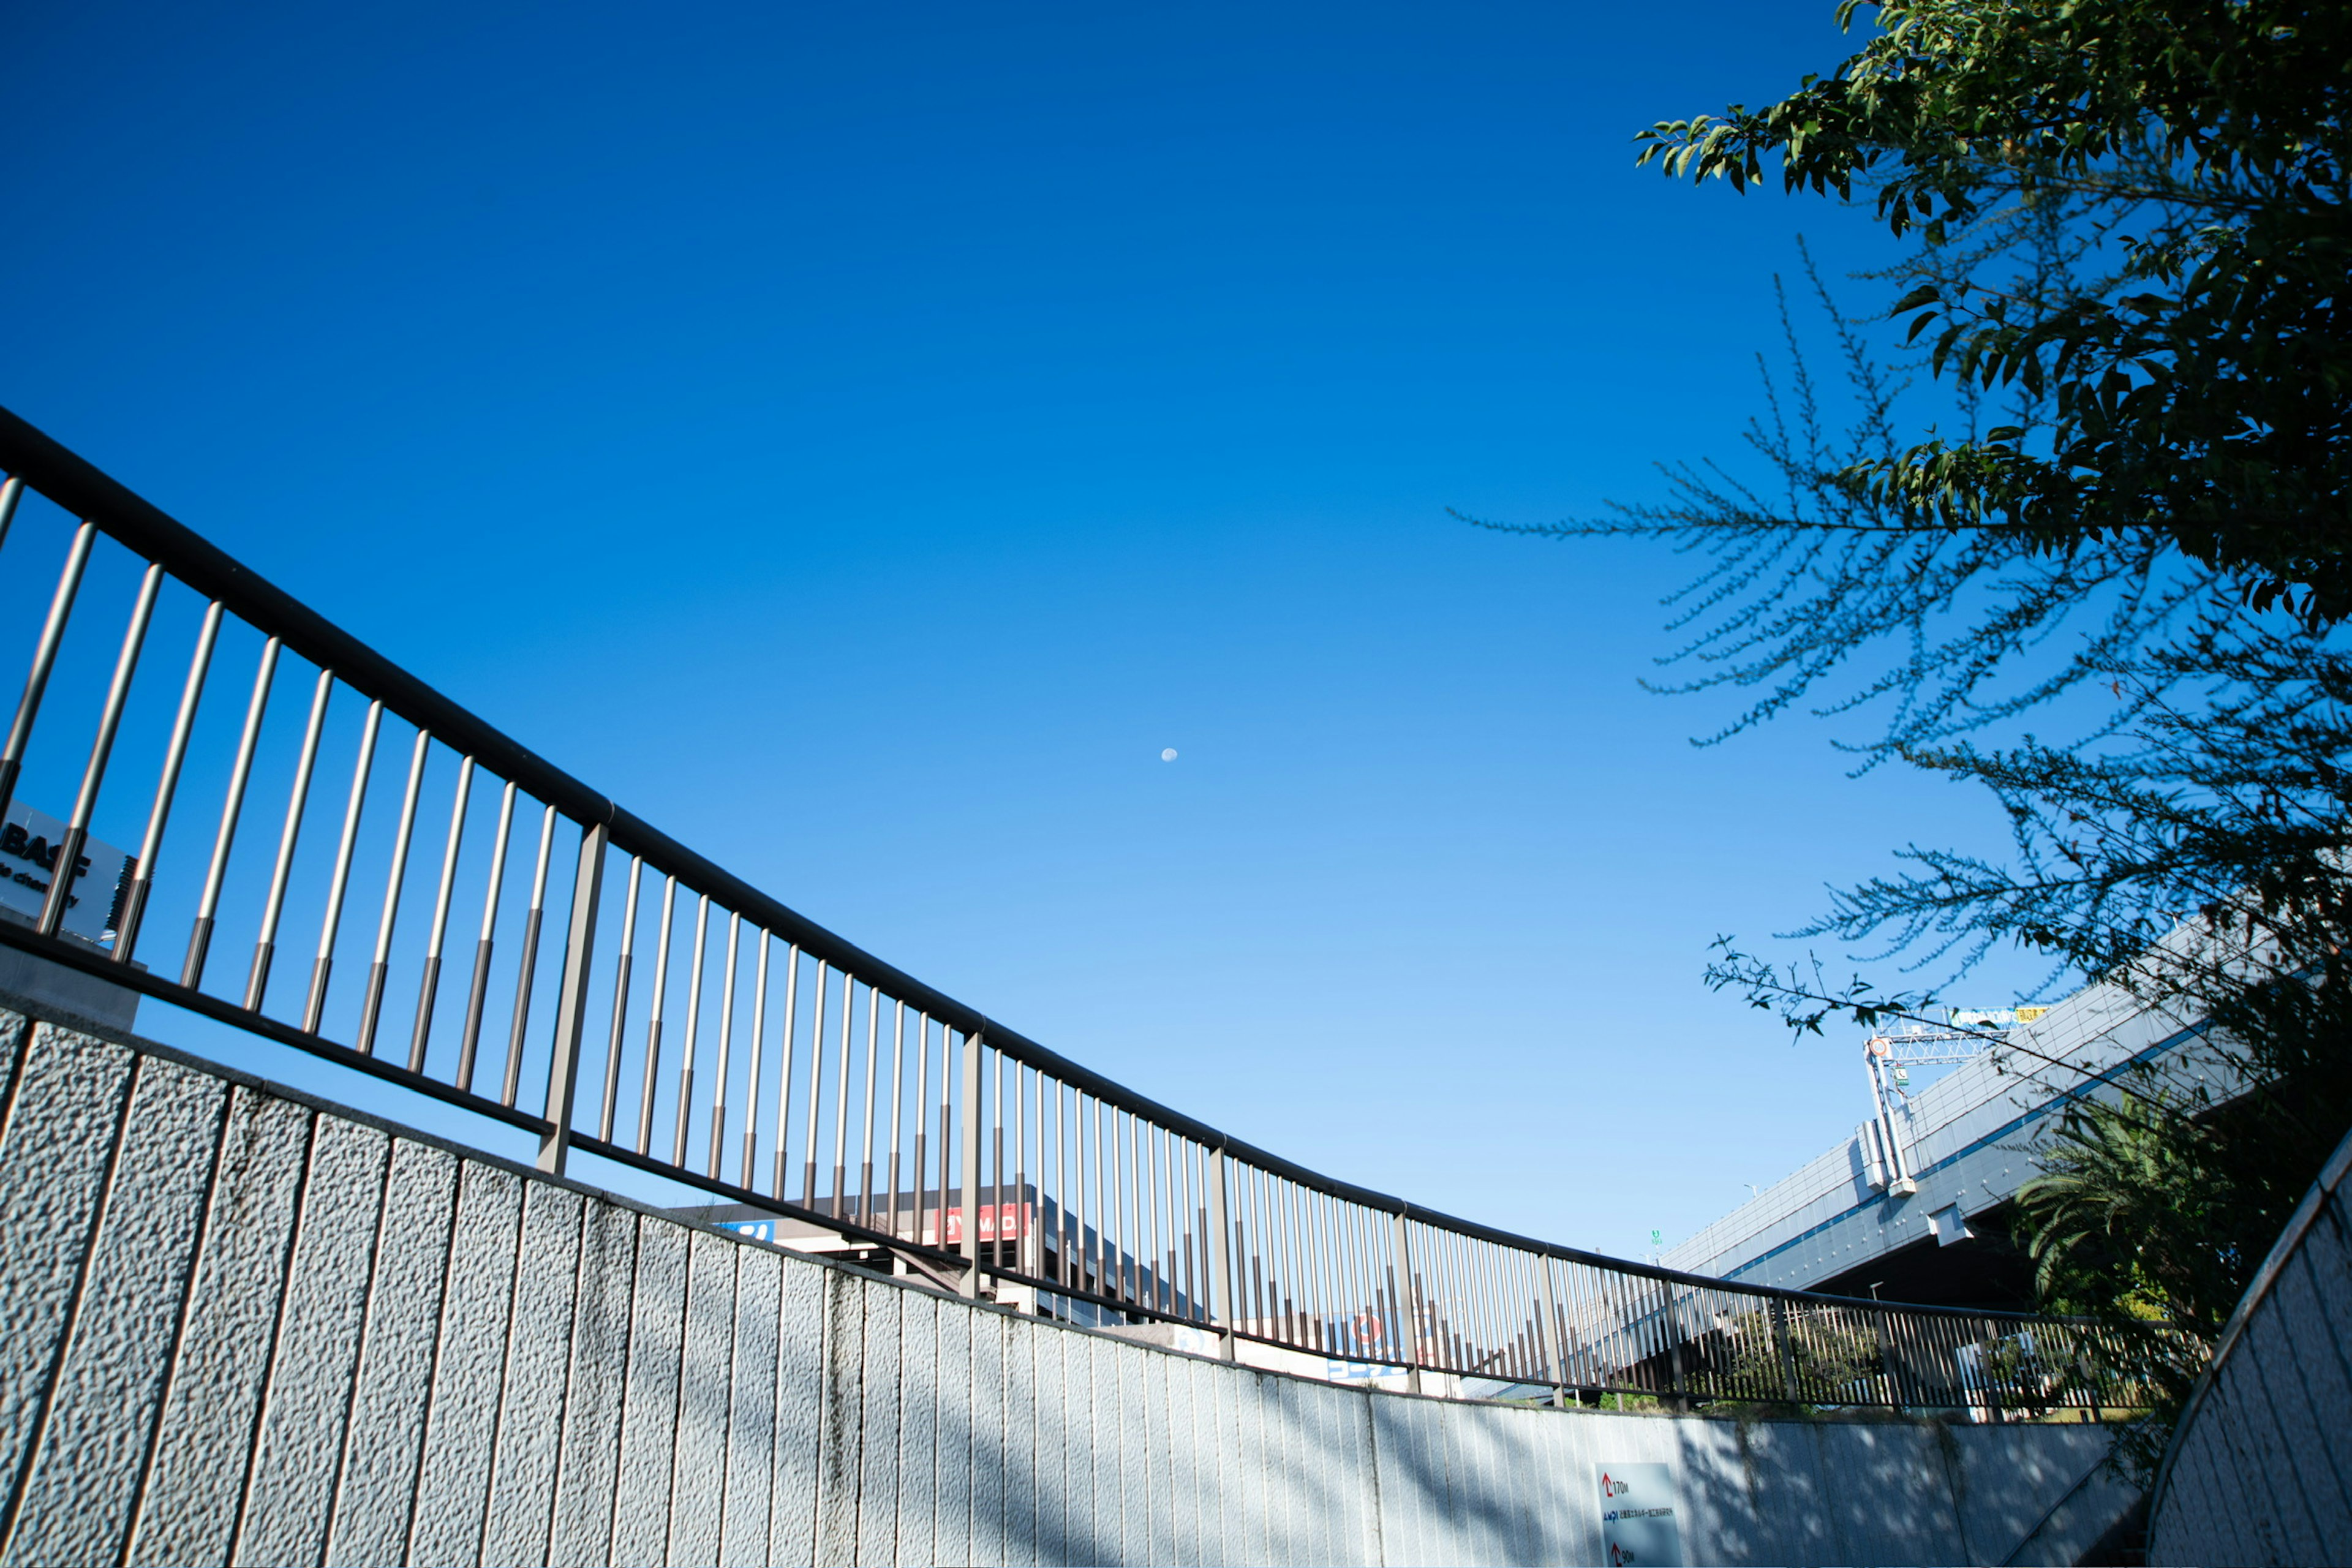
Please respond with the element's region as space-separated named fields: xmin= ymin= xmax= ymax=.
xmin=0 ymin=404 xmax=2160 ymax=1415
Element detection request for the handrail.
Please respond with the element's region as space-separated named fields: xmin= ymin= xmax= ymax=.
xmin=0 ymin=404 xmax=2157 ymax=1412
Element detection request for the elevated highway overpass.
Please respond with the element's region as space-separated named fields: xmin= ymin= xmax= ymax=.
xmin=1661 ymin=973 xmax=2218 ymax=1309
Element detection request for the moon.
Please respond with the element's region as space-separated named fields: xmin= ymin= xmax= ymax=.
xmin=1160 ymin=748 xmax=1178 ymax=762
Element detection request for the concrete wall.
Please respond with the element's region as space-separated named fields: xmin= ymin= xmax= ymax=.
xmin=2150 ymin=1127 xmax=2352 ymax=1566
xmin=0 ymin=1006 xmax=2137 ymax=1567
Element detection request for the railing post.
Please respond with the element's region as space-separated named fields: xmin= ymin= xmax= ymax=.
xmin=1535 ymin=1251 xmax=1567 ymax=1408
xmin=959 ymin=1028 xmax=984 ymax=1297
xmin=1978 ymin=1317 xmax=2005 ymax=1423
xmin=1208 ymin=1145 xmax=1236 ymax=1361
xmin=1657 ymin=1281 xmax=1691 ymax=1412
xmin=536 ymin=821 xmax=608 ymax=1175
xmin=1872 ymin=1306 xmax=1905 ymax=1414
xmin=1770 ymin=1295 xmax=1801 ymax=1406
xmin=1392 ymin=1210 xmax=1422 ymax=1395
xmin=0 ymin=519 xmax=96 ymax=820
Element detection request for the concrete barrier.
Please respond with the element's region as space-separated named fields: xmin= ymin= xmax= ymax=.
xmin=2149 ymin=1125 xmax=2352 ymax=1566
xmin=0 ymin=1006 xmax=2136 ymax=1566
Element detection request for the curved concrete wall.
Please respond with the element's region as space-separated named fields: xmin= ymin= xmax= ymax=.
xmin=0 ymin=1006 xmax=2134 ymax=1567
xmin=2150 ymin=1127 xmax=2352 ymax=1566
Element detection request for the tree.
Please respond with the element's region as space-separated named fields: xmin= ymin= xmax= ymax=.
xmin=1638 ymin=0 xmax=2352 ymax=625
xmin=1473 ymin=0 xmax=2352 ymax=1479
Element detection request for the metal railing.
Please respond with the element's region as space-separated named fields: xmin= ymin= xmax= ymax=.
xmin=0 ymin=405 xmax=2158 ymax=1415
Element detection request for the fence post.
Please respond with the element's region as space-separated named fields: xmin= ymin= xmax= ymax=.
xmin=959 ymin=1029 xmax=984 ymax=1297
xmin=1770 ymin=1295 xmax=1801 ymax=1406
xmin=1657 ymin=1281 xmax=1691 ymax=1412
xmin=0 ymin=519 xmax=95 ymax=822
xmin=1392 ymin=1210 xmax=1422 ymax=1395
xmin=1979 ymin=1317 xmax=2005 ymax=1423
xmin=1872 ymin=1306 xmax=1905 ymax=1414
xmin=536 ymin=821 xmax=608 ymax=1175
xmin=1208 ymin=1145 xmax=1237 ymax=1361
xmin=1535 ymin=1251 xmax=1567 ymax=1408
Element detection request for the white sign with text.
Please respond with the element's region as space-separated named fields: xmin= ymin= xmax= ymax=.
xmin=1596 ymin=1462 xmax=1684 ymax=1567
xmin=0 ymin=801 xmax=133 ymax=945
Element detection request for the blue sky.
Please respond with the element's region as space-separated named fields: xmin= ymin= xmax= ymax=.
xmin=2 ymin=0 xmax=2038 ymax=1258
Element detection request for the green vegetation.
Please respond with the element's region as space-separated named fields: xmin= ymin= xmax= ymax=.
xmin=1488 ymin=0 xmax=2352 ymax=1480
xmin=1640 ymin=0 xmax=2352 ymax=625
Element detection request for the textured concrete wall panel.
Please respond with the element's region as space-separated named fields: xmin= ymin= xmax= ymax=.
xmin=812 ymin=1267 xmax=864 ymax=1567
xmin=1325 ymin=1382 xmax=1375 ymax=1568
xmin=481 ymin=1183 xmax=586 ymax=1568
xmin=719 ymin=1245 xmax=783 ymax=1568
xmin=927 ymin=1289 xmax=971 ymax=1568
xmin=970 ymin=1303 xmax=1009 ymax=1567
xmin=1108 ymin=1336 xmax=1142 ymax=1567
xmin=668 ymin=1228 xmax=740 ymax=1568
xmin=1023 ymin=1316 xmax=1062 ymax=1568
xmin=1367 ymin=1393 xmax=1415 ymax=1568
xmin=127 ymin=1085 xmax=310 ymax=1567
xmin=1278 ymin=1373 xmax=1316 ymax=1566
xmin=2 ymin=1054 xmax=222 ymax=1568
xmin=321 ymin=1137 xmax=459 ymax=1568
xmin=974 ymin=1311 xmax=1003 ymax=1568
xmin=233 ymin=1115 xmax=392 ymax=1567
xmin=1273 ymin=1375 xmax=1314 ymax=1566
xmin=1700 ymin=1412 xmax=1786 ymax=1567
xmin=1002 ymin=1313 xmax=1038 ymax=1568
xmin=1217 ymin=1357 xmax=1251 ymax=1568
xmin=1159 ymin=1349 xmax=1194 ymax=1568
xmin=548 ymin=1200 xmax=635 ymax=1568
xmin=407 ymin=1160 xmax=526 ymax=1567
xmin=0 ymin=1012 xmax=26 ymax=1129
xmin=1232 ymin=1373 xmax=1270 ymax=1568
xmin=1000 ymin=1306 xmax=1036 ymax=1566
xmin=1090 ymin=1333 xmax=1125 ymax=1564
xmin=1534 ymin=1398 xmax=1578 ymax=1568
xmin=764 ymin=1254 xmax=824 ymax=1568
xmin=0 ymin=1025 xmax=137 ymax=1523
xmin=611 ymin=1215 xmax=688 ymax=1567
xmin=1049 ymin=1320 xmax=1086 ymax=1568
xmin=889 ymin=1287 xmax=937 ymax=1568
xmin=1951 ymin=1421 xmax=2116 ymax=1567
xmin=1373 ymin=1392 xmax=1420 ymax=1561
xmin=2242 ymin=1264 xmax=2352 ymax=1550
xmin=853 ymin=1280 xmax=901 ymax=1567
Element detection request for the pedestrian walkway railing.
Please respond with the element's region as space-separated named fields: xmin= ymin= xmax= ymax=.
xmin=0 ymin=405 xmax=2164 ymax=1415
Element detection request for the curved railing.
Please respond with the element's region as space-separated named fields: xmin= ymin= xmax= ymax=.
xmin=0 ymin=404 xmax=2149 ymax=1414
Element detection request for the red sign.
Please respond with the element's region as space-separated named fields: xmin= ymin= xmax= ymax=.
xmin=921 ymin=1202 xmax=1030 ymax=1246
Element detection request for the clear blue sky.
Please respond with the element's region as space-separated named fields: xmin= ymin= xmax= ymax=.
xmin=4 ymin=0 xmax=2037 ymax=1259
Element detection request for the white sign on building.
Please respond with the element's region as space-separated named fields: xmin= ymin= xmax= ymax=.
xmin=1597 ymin=1462 xmax=1684 ymax=1567
xmin=0 ymin=802 xmax=134 ymax=946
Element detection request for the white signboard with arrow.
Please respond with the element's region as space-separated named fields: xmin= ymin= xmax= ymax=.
xmin=1597 ymin=1462 xmax=1684 ymax=1567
